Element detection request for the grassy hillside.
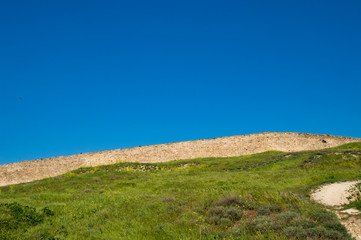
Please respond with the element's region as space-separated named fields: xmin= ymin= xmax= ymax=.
xmin=1 ymin=143 xmax=361 ymax=240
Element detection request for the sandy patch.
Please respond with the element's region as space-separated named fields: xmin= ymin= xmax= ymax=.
xmin=311 ymin=181 xmax=361 ymax=206
xmin=311 ymin=181 xmax=361 ymax=240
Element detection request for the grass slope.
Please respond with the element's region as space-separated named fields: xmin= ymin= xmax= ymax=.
xmin=1 ymin=143 xmax=361 ymax=240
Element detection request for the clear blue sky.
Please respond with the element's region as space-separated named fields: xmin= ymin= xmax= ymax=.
xmin=1 ymin=0 xmax=360 ymax=164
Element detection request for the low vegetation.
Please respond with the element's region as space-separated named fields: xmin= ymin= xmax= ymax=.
xmin=345 ymin=182 xmax=361 ymax=211
xmin=0 ymin=143 xmax=361 ymax=239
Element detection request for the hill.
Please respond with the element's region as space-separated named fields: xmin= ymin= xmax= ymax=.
xmin=1 ymin=132 xmax=360 ymax=186
xmin=0 ymin=142 xmax=360 ymax=239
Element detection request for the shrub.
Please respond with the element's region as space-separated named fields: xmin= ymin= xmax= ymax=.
xmin=208 ymin=205 xmax=242 ymax=223
xmin=208 ymin=206 xmax=225 ymax=218
xmin=324 ymin=229 xmax=344 ymax=240
xmin=249 ymin=216 xmax=273 ymax=232
xmin=283 ymin=226 xmax=306 ymax=238
xmin=275 ymin=211 xmax=298 ymax=223
xmin=42 ymin=207 xmax=55 ymax=217
xmin=238 ymin=198 xmax=256 ymax=210
xmin=310 ymin=208 xmax=336 ymax=223
xmin=305 ymin=227 xmax=326 ymax=238
xmin=323 ymin=221 xmax=347 ymax=234
xmin=214 ymin=195 xmax=255 ymax=210
xmin=216 ymin=195 xmax=240 ymax=207
xmin=0 ymin=202 xmax=54 ymax=230
xmin=296 ymin=219 xmax=316 ymax=229
xmin=257 ymin=207 xmax=271 ymax=216
xmin=268 ymin=204 xmax=282 ymax=213
xmin=224 ymin=207 xmax=242 ymax=220
xmin=209 ymin=216 xmax=221 ymax=225
xmin=220 ymin=218 xmax=232 ymax=227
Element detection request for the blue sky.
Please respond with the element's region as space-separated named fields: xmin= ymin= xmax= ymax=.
xmin=1 ymin=0 xmax=360 ymax=164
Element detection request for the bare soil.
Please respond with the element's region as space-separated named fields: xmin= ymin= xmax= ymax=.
xmin=0 ymin=132 xmax=360 ymax=187
xmin=311 ymin=181 xmax=361 ymax=206
xmin=311 ymin=181 xmax=361 ymax=240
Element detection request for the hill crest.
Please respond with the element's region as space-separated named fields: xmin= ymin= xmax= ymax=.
xmin=1 ymin=132 xmax=360 ymax=186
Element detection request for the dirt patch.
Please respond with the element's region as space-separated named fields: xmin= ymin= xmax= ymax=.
xmin=311 ymin=181 xmax=361 ymax=240
xmin=311 ymin=181 xmax=361 ymax=206
xmin=0 ymin=132 xmax=360 ymax=187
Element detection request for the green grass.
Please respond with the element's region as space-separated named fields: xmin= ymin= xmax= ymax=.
xmin=344 ymin=182 xmax=361 ymax=211
xmin=1 ymin=142 xmax=361 ymax=239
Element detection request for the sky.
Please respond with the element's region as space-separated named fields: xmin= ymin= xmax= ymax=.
xmin=0 ymin=0 xmax=360 ymax=164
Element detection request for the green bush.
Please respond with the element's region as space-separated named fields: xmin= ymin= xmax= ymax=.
xmin=209 ymin=216 xmax=221 ymax=225
xmin=296 ymin=219 xmax=317 ymax=229
xmin=324 ymin=229 xmax=344 ymax=240
xmin=310 ymin=208 xmax=337 ymax=223
xmin=0 ymin=202 xmax=54 ymax=230
xmin=275 ymin=211 xmax=298 ymax=223
xmin=268 ymin=204 xmax=282 ymax=213
xmin=0 ymin=201 xmax=55 ymax=240
xmin=249 ymin=216 xmax=273 ymax=232
xmin=284 ymin=226 xmax=306 ymax=238
xmin=208 ymin=206 xmax=225 ymax=217
xmin=257 ymin=207 xmax=271 ymax=216
xmin=323 ymin=221 xmax=348 ymax=234
xmin=305 ymin=227 xmax=326 ymax=238
xmin=220 ymin=217 xmax=232 ymax=227
xmin=224 ymin=207 xmax=242 ymax=220
xmin=207 ymin=205 xmax=241 ymax=224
